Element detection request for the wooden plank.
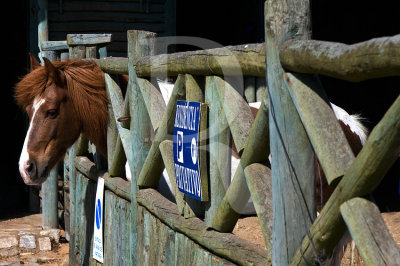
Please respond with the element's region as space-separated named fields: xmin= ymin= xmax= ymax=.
xmin=69 ymin=45 xmax=86 ymax=60
xmin=340 ymin=197 xmax=400 ymax=265
xmin=137 ymin=74 xmax=186 ymax=188
xmin=280 ymin=34 xmax=400 ymax=82
xmin=243 ymin=163 xmax=273 ymax=260
xmin=136 ymin=78 xmax=166 ymax=131
xmin=214 ymin=76 xmax=254 ymax=154
xmin=204 ymin=76 xmax=232 ymax=226
xmin=41 ymin=40 xmax=68 ymax=51
xmin=291 ymin=94 xmax=400 ymax=264
xmin=136 ymin=188 xmax=270 ymax=265
xmin=67 ymin=33 xmax=112 ymax=46
xmin=264 ymin=0 xmax=315 ymax=264
xmin=134 ymin=43 xmax=266 ymax=77
xmin=285 ymin=73 xmax=355 ymax=185
xmin=210 ymin=97 xmax=269 ymax=232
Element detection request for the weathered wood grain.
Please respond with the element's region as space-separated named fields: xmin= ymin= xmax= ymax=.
xmin=41 ymin=40 xmax=68 ymax=51
xmin=244 ymin=163 xmax=273 ymax=260
xmin=204 ymin=76 xmax=232 ymax=226
xmin=94 ymin=57 xmax=129 ymax=74
xmin=136 ymin=188 xmax=271 ymax=265
xmin=340 ymin=197 xmax=400 ymax=265
xmin=285 ymin=73 xmax=355 ymax=185
xmin=264 ymin=0 xmax=316 ymax=264
xmin=67 ymin=33 xmax=112 ymax=46
xmin=136 ymin=77 xmax=166 ymax=131
xmin=128 ymin=30 xmax=157 ymax=264
xmin=215 ymin=76 xmax=254 ymax=154
xmin=42 ymin=166 xmax=59 ymax=229
xmin=291 ymin=94 xmax=400 ymax=264
xmin=134 ymin=43 xmax=266 ymax=77
xmin=280 ymin=34 xmax=400 ymax=82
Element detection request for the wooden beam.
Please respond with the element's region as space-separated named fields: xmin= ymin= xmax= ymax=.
xmin=134 ymin=43 xmax=266 ymax=77
xmin=94 ymin=57 xmax=129 ymax=74
xmin=285 ymin=73 xmax=355 ymax=185
xmin=67 ymin=33 xmax=112 ymax=46
xmin=41 ymin=40 xmax=68 ymax=51
xmin=204 ymin=76 xmax=232 ymax=226
xmin=214 ymin=76 xmax=254 ymax=154
xmin=265 ymin=0 xmax=316 ymax=264
xmin=280 ymin=34 xmax=400 ymax=82
xmin=340 ymin=198 xmax=400 ymax=265
xmin=244 ymin=163 xmax=273 ymax=260
xmin=290 ymin=94 xmax=400 ymax=264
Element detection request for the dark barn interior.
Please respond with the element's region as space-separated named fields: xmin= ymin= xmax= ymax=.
xmin=1 ymin=0 xmax=398 ymax=217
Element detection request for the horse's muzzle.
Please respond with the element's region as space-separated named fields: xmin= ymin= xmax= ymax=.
xmin=20 ymin=159 xmax=47 ymax=185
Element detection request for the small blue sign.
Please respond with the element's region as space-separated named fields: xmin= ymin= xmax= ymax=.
xmin=95 ymin=199 xmax=101 ymax=230
xmin=173 ymin=101 xmax=202 ymax=200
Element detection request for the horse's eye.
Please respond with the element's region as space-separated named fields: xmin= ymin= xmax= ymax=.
xmin=46 ymin=109 xmax=59 ymax=118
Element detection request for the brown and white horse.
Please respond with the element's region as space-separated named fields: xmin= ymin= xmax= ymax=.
xmin=15 ymin=55 xmax=368 ymax=215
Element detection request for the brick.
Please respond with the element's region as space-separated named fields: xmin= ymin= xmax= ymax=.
xmin=38 ymin=237 xmax=52 ymax=251
xmin=0 ymin=236 xmax=18 ymax=248
xmin=19 ymin=235 xmax=36 ymax=249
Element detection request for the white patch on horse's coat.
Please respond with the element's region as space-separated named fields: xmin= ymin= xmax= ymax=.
xmin=331 ymin=103 xmax=368 ymax=144
xmin=157 ymin=79 xmax=174 ymax=104
xmin=249 ymin=101 xmax=262 ymax=109
xmin=19 ymin=97 xmax=45 ymax=180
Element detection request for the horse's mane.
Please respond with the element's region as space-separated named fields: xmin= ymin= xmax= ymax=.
xmin=15 ymin=60 xmax=108 ymax=147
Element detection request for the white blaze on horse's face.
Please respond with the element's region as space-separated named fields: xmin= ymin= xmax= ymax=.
xmin=19 ymin=97 xmax=46 ymax=185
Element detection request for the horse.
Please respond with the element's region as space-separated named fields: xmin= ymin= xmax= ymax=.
xmin=15 ymin=55 xmax=368 ymax=216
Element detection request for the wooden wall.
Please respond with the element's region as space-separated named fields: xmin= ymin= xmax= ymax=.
xmin=47 ymin=0 xmax=176 ymax=57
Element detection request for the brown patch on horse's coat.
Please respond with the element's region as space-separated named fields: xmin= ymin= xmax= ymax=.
xmin=15 ymin=60 xmax=109 ymax=154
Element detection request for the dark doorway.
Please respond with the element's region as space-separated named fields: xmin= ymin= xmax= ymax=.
xmin=0 ymin=0 xmax=30 ymax=218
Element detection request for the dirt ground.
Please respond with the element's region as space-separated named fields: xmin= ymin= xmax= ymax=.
xmin=0 ymin=213 xmax=69 ymax=265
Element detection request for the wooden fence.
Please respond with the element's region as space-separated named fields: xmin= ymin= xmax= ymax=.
xmin=39 ymin=0 xmax=400 ymax=265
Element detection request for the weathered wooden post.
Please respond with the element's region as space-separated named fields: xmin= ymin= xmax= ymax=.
xmin=42 ymin=165 xmax=59 ymax=229
xmin=264 ymin=0 xmax=316 ymax=264
xmin=127 ymin=30 xmax=156 ymax=264
xmin=37 ymin=0 xmax=59 ymax=229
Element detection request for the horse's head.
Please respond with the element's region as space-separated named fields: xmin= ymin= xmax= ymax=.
xmin=16 ymin=55 xmax=82 ymax=185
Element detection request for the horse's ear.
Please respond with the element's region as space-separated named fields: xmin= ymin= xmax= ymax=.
xmin=29 ymin=52 xmax=41 ymax=71
xmin=43 ymin=57 xmax=64 ymax=86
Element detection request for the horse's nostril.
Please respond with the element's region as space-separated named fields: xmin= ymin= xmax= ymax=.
xmin=26 ymin=160 xmax=35 ymax=175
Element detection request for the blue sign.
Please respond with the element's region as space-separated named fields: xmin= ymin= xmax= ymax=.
xmin=95 ymin=199 xmax=101 ymax=230
xmin=173 ymin=100 xmax=203 ymax=200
